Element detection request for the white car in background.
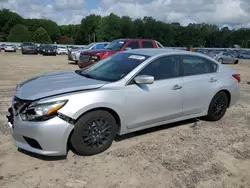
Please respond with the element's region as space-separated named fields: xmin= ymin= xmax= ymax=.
xmin=69 ymin=42 xmax=109 ymax=63
xmin=4 ymin=45 xmax=16 ymax=52
xmin=56 ymin=46 xmax=68 ymax=55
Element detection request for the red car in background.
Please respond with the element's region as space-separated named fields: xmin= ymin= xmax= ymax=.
xmin=78 ymin=39 xmax=164 ymax=69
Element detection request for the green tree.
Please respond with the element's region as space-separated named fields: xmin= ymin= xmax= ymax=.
xmin=132 ymin=18 xmax=145 ymax=38
xmin=96 ymin=13 xmax=122 ymax=42
xmin=75 ymin=14 xmax=101 ymax=44
xmin=7 ymin=24 xmax=31 ymax=42
xmin=24 ymin=18 xmax=60 ymax=42
xmin=33 ymin=27 xmax=52 ymax=44
xmin=59 ymin=24 xmax=80 ymax=39
xmin=0 ymin=9 xmax=24 ymax=36
xmin=2 ymin=9 xmax=250 ymax=47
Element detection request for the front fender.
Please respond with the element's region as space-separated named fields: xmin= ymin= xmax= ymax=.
xmin=58 ymin=89 xmax=126 ymax=125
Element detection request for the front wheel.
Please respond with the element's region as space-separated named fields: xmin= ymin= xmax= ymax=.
xmin=204 ymin=91 xmax=229 ymax=121
xmin=70 ymin=110 xmax=118 ymax=156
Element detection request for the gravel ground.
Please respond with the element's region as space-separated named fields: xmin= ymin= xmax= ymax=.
xmin=0 ymin=51 xmax=250 ymax=188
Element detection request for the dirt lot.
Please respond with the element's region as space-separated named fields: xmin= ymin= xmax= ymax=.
xmin=0 ymin=52 xmax=249 ymax=188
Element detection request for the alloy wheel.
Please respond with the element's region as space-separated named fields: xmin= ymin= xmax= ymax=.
xmin=82 ymin=118 xmax=111 ymax=149
xmin=211 ymin=96 xmax=226 ymax=118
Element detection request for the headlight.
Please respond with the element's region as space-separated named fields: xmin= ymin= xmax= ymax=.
xmin=20 ymin=100 xmax=68 ymax=121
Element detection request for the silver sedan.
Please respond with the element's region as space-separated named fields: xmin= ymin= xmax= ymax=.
xmin=7 ymin=49 xmax=240 ymax=156
xmin=214 ymin=52 xmax=239 ymax=64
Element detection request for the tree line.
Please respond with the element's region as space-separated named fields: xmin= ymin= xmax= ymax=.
xmin=1 ymin=9 xmax=250 ymax=47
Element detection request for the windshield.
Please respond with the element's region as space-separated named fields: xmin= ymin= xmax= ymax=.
xmin=76 ymin=52 xmax=150 ymax=82
xmin=85 ymin=43 xmax=95 ymax=49
xmin=44 ymin=45 xmax=55 ymax=49
xmin=104 ymin=40 xmax=127 ymax=51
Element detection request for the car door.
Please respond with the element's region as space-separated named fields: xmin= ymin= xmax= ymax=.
xmin=223 ymin=52 xmax=232 ymax=63
xmin=180 ymin=55 xmax=218 ymax=117
xmin=125 ymin=55 xmax=183 ymax=129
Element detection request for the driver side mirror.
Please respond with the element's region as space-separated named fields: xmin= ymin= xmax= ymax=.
xmin=134 ymin=75 xmax=154 ymax=84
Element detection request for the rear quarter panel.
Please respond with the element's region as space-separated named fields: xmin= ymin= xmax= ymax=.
xmin=213 ymin=65 xmax=240 ymax=107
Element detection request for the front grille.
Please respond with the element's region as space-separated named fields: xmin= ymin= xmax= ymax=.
xmin=80 ymin=54 xmax=91 ymax=62
xmin=13 ymin=96 xmax=30 ymax=112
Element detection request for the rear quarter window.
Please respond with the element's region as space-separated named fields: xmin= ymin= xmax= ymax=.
xmin=181 ymin=55 xmax=218 ymax=76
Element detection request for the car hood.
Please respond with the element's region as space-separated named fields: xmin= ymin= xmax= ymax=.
xmin=15 ymin=71 xmax=107 ymax=100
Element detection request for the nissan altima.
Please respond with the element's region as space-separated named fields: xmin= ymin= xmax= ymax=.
xmin=6 ymin=49 xmax=240 ymax=156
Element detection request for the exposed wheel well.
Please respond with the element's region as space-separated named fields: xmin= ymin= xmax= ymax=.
xmin=75 ymin=107 xmax=121 ymax=129
xmin=219 ymin=90 xmax=231 ymax=107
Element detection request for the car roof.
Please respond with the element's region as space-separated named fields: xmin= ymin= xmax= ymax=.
xmin=125 ymin=48 xmax=191 ymax=57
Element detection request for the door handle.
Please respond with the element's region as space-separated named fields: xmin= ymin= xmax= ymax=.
xmin=172 ymin=85 xmax=182 ymax=90
xmin=209 ymin=78 xmax=217 ymax=83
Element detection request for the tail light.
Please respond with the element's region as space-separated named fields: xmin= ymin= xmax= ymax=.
xmin=232 ymin=74 xmax=241 ymax=83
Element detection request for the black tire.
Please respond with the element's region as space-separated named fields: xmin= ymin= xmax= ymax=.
xmin=204 ymin=91 xmax=229 ymax=121
xmin=218 ymin=58 xmax=223 ymax=63
xmin=70 ymin=110 xmax=118 ymax=156
xmin=234 ymin=60 xmax=239 ymax=64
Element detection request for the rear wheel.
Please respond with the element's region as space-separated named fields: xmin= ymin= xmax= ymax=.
xmin=234 ymin=60 xmax=239 ymax=64
xmin=218 ymin=58 xmax=223 ymax=63
xmin=70 ymin=110 xmax=118 ymax=156
xmin=204 ymin=91 xmax=229 ymax=121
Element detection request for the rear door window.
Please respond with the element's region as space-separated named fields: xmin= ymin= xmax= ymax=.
xmin=181 ymin=55 xmax=218 ymax=76
xmin=126 ymin=41 xmax=140 ymax=49
xmin=142 ymin=41 xmax=154 ymax=48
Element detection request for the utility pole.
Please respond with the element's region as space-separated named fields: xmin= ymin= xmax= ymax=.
xmin=88 ymin=35 xmax=91 ymax=43
xmin=241 ymin=40 xmax=244 ymax=48
xmin=203 ymin=41 xmax=206 ymax=47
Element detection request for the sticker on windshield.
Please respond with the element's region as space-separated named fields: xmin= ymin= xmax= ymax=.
xmin=119 ymin=41 xmax=124 ymax=44
xmin=129 ymin=55 xmax=146 ymax=60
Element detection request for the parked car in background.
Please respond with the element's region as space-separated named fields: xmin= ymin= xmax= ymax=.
xmin=6 ymin=48 xmax=240 ymax=156
xmin=206 ymin=51 xmax=221 ymax=58
xmin=57 ymin=46 xmax=68 ymax=55
xmin=238 ymin=52 xmax=250 ymax=59
xmin=78 ymin=39 xmax=164 ymax=69
xmin=0 ymin=44 xmax=6 ymax=51
xmin=4 ymin=45 xmax=16 ymax=52
xmin=39 ymin=44 xmax=47 ymax=54
xmin=42 ymin=45 xmax=57 ymax=56
xmin=214 ymin=52 xmax=239 ymax=64
xmin=21 ymin=42 xmax=39 ymax=54
xmin=67 ymin=45 xmax=75 ymax=51
xmin=68 ymin=46 xmax=86 ymax=61
xmin=69 ymin=42 xmax=109 ymax=64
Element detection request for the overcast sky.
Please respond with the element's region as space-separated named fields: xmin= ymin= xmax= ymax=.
xmin=1 ymin=0 xmax=249 ymax=28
